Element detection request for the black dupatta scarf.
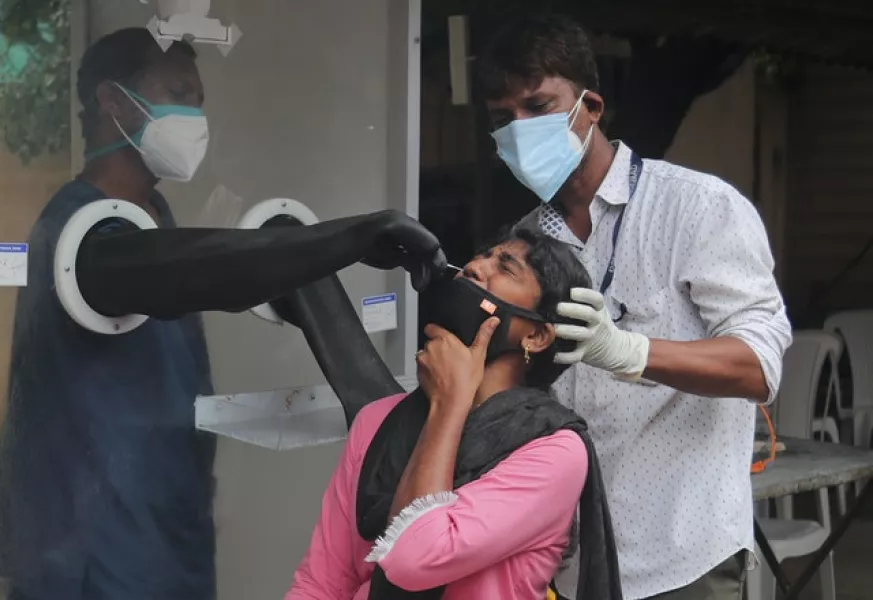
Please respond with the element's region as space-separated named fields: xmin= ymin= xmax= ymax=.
xmin=355 ymin=387 xmax=623 ymax=600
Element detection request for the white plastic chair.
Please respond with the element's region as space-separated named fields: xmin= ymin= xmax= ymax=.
xmin=812 ymin=353 xmax=842 ymax=448
xmin=823 ymin=310 xmax=873 ymax=451
xmin=773 ymin=330 xmax=847 ymax=516
xmin=748 ymin=488 xmax=836 ymax=600
xmin=747 ymin=331 xmax=840 ymax=600
xmin=774 ymin=331 xmax=840 ymax=438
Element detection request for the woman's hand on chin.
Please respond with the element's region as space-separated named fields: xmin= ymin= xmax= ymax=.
xmin=417 ymin=317 xmax=500 ymax=416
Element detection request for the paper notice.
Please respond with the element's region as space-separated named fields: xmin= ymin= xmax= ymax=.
xmin=361 ymin=293 xmax=397 ymax=333
xmin=0 ymin=243 xmax=28 ymax=287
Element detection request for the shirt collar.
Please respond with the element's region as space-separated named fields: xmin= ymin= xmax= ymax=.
xmin=595 ymin=141 xmax=634 ymax=207
xmin=533 ymin=140 xmax=637 ymax=249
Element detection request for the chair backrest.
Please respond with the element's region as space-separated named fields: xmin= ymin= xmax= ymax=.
xmin=775 ymin=330 xmax=842 ymax=438
xmin=824 ymin=309 xmax=873 ymax=410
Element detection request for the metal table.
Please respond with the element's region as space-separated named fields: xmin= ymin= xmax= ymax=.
xmin=751 ymin=437 xmax=873 ymax=600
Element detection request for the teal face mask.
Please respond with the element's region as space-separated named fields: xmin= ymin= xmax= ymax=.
xmin=85 ymin=83 xmax=205 ymax=162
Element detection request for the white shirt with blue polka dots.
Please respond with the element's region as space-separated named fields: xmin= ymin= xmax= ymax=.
xmin=518 ymin=142 xmax=792 ymax=598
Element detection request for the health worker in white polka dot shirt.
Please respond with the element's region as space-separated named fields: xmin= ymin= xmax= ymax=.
xmin=478 ymin=14 xmax=792 ymax=600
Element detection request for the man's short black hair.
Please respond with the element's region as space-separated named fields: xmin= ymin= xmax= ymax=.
xmin=485 ymin=226 xmax=592 ymax=389
xmin=77 ymin=27 xmax=196 ymax=140
xmin=478 ymin=13 xmax=599 ymax=101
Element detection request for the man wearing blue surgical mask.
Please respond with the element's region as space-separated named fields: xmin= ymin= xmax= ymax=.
xmin=478 ymin=14 xmax=792 ymax=600
xmin=0 ymin=27 xmax=445 ymax=600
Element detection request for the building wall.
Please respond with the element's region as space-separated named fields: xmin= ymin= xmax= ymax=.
xmin=784 ymin=64 xmax=873 ymax=321
xmin=665 ymin=60 xmax=756 ymax=200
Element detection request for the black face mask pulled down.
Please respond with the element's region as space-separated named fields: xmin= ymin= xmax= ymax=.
xmin=424 ymin=277 xmax=544 ymax=362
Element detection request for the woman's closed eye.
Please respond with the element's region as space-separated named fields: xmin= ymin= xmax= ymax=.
xmin=497 ymin=252 xmax=522 ymax=277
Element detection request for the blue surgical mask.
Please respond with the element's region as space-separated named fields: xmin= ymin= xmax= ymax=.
xmin=491 ymin=90 xmax=594 ymax=202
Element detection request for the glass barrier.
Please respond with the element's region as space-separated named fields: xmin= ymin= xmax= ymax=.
xmin=0 ymin=1 xmax=422 ymax=598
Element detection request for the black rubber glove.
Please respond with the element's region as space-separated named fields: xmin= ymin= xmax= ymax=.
xmin=77 ymin=209 xmax=446 ymax=320
xmin=359 ymin=209 xmax=447 ymax=292
xmin=270 ymin=275 xmax=404 ymax=425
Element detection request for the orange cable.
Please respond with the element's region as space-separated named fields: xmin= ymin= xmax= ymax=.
xmin=751 ymin=404 xmax=777 ymax=474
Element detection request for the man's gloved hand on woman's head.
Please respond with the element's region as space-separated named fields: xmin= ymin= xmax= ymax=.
xmin=553 ymin=288 xmax=650 ymax=381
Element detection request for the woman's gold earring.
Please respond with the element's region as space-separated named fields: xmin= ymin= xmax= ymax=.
xmin=523 ymin=345 xmax=531 ymax=365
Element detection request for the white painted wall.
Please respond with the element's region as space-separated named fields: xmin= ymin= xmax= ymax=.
xmin=83 ymin=1 xmax=420 ymax=598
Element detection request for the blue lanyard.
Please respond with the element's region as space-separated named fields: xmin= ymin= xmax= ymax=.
xmin=599 ymin=151 xmax=642 ymax=295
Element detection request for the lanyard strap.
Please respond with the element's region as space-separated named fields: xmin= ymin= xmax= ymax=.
xmin=599 ymin=151 xmax=642 ymax=295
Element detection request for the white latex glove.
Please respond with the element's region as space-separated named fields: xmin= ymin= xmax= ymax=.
xmin=553 ymin=288 xmax=650 ymax=381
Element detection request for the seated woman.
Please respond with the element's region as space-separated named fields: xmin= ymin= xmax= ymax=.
xmin=286 ymin=228 xmax=622 ymax=600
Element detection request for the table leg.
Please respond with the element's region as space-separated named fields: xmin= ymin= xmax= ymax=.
xmin=782 ymin=479 xmax=873 ymax=600
xmin=753 ymin=519 xmax=791 ymax=595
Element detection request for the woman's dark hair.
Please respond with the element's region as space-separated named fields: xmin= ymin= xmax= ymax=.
xmin=77 ymin=27 xmax=197 ymax=141
xmin=477 ymin=13 xmax=599 ymax=101
xmin=486 ymin=226 xmax=592 ymax=389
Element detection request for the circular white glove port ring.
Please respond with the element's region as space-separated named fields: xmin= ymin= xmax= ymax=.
xmin=237 ymin=198 xmax=320 ymax=325
xmin=54 ymin=199 xmax=158 ymax=335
